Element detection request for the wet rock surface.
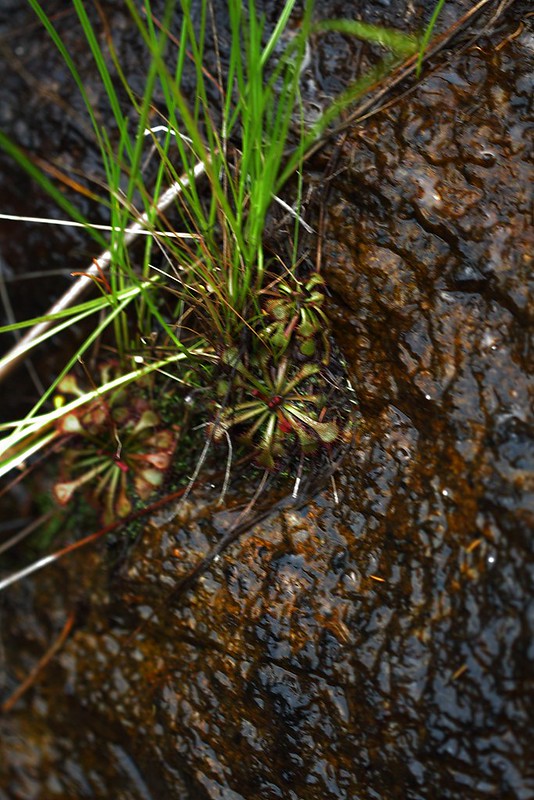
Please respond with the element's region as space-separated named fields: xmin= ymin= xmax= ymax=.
xmin=1 ymin=3 xmax=533 ymax=800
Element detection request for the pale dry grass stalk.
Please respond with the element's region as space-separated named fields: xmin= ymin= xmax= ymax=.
xmin=0 ymin=160 xmax=206 ymax=382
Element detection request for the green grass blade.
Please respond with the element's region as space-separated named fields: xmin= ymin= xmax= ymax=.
xmin=71 ymin=0 xmax=132 ymax=161
xmin=0 ymin=131 xmax=106 ymax=248
xmin=416 ymin=0 xmax=447 ymax=76
xmin=261 ymin=0 xmax=298 ymax=66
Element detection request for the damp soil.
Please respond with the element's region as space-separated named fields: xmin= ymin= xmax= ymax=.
xmin=0 ymin=2 xmax=533 ymax=799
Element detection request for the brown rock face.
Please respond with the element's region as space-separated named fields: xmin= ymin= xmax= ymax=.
xmin=1 ymin=6 xmax=532 ymax=800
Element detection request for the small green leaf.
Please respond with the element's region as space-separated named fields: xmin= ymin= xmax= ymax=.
xmin=313 ymin=420 xmax=339 ymax=443
xmin=57 ymin=375 xmax=84 ymax=397
xmin=132 ymin=409 xmax=159 ymax=435
xmin=221 ymin=347 xmax=240 ymax=368
xmin=135 ymin=468 xmax=163 ymax=499
xmin=53 ymin=481 xmax=78 ymax=506
xmin=59 ymin=414 xmax=84 ymax=434
xmin=266 ymin=299 xmax=290 ymax=322
xmin=256 ymin=447 xmax=276 ymax=470
xmin=115 ymin=483 xmax=132 ymax=518
xmin=299 ymin=339 xmax=316 ymax=357
xmin=305 ymin=274 xmax=325 ymax=291
xmin=298 ymin=318 xmax=318 ymax=338
xmin=294 ymin=424 xmax=318 ymax=451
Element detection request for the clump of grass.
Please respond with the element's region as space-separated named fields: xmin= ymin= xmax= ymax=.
xmin=0 ymin=0 xmax=422 ymax=507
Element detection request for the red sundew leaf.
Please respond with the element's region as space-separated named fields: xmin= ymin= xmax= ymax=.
xmin=130 ymin=451 xmax=172 ymax=470
xmin=283 ymin=315 xmax=299 ymax=340
xmin=278 ymin=415 xmax=293 ymax=435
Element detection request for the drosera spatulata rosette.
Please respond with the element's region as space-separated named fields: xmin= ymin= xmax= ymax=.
xmin=213 ymin=347 xmax=339 ymax=470
xmin=53 ymin=369 xmax=178 ymax=524
xmin=262 ymin=272 xmax=331 ymax=361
